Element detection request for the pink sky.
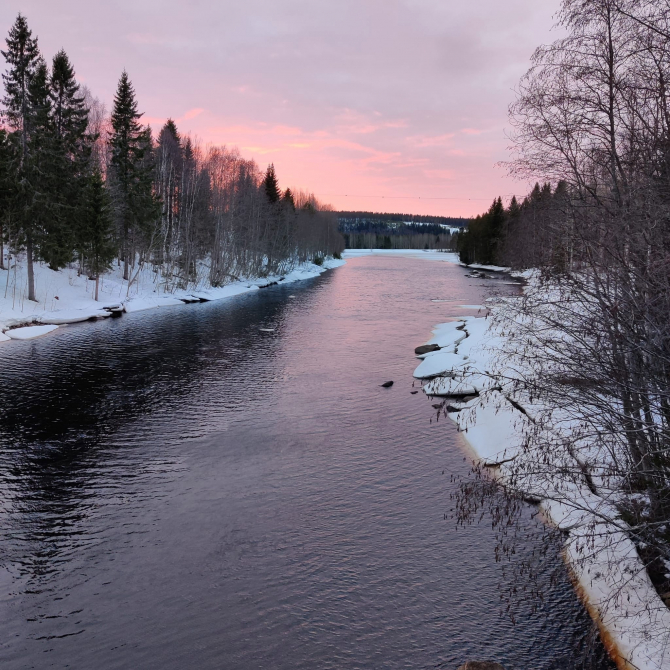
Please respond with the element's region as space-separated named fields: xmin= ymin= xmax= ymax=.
xmin=1 ymin=1 xmax=560 ymax=217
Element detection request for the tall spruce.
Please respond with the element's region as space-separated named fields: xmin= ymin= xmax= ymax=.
xmin=47 ymin=49 xmax=90 ymax=270
xmin=1 ymin=14 xmax=42 ymax=300
xmin=1 ymin=14 xmax=39 ymax=164
xmin=108 ymin=70 xmax=157 ymax=280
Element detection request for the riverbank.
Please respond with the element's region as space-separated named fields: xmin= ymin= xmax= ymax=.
xmin=415 ymin=270 xmax=670 ymax=670
xmin=0 ymin=256 xmax=345 ymax=343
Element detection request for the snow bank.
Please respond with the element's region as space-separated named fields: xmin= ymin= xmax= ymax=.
xmin=6 ymin=324 xmax=59 ymax=340
xmin=0 ymin=256 xmax=345 ymax=344
xmin=417 ymin=309 xmax=670 ymax=669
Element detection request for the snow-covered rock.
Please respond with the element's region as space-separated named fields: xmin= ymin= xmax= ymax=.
xmin=413 ymin=351 xmax=467 ymax=378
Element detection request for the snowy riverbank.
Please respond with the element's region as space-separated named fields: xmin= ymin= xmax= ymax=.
xmin=415 ymin=272 xmax=670 ymax=670
xmin=0 ymin=256 xmax=345 ymax=343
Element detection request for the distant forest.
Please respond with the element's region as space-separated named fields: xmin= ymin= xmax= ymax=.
xmin=0 ymin=15 xmax=343 ymax=302
xmin=338 ymin=211 xmax=467 ymax=250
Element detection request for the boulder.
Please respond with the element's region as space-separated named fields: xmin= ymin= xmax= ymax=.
xmin=380 ymin=381 xmax=394 ymax=388
xmin=415 ymin=343 xmax=441 ymax=356
xmin=457 ymin=663 xmax=505 ymax=670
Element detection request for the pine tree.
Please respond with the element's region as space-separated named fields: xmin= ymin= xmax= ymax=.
xmin=80 ymin=170 xmax=115 ymax=301
xmin=108 ymin=71 xmax=158 ymax=280
xmin=263 ymin=163 xmax=280 ymax=203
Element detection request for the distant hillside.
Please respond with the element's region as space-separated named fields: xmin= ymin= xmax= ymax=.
xmin=337 ymin=211 xmax=467 ymax=249
xmin=338 ymin=211 xmax=468 ymax=231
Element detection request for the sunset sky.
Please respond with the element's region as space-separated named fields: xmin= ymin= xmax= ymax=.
xmin=1 ymin=1 xmax=560 ymax=217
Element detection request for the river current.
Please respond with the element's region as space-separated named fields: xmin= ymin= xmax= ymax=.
xmin=0 ymin=255 xmax=613 ymax=669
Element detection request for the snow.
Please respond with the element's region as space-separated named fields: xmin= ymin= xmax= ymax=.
xmin=39 ymin=308 xmax=111 ymax=324
xmin=0 ymin=255 xmax=345 ymax=344
xmin=6 ymin=324 xmax=59 ymax=340
xmin=413 ymin=351 xmax=467 ymax=378
xmin=343 ymin=249 xmax=459 ymax=263
xmin=418 ymin=302 xmax=670 ymax=669
xmin=461 ymin=262 xmax=511 ymax=272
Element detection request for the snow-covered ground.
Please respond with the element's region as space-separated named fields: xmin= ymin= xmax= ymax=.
xmin=415 ymin=271 xmax=670 ymax=670
xmin=343 ymin=248 xmax=459 ymax=263
xmin=0 ymin=255 xmax=345 ymax=343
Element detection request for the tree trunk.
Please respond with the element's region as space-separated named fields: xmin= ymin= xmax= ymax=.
xmin=26 ymin=232 xmax=36 ymax=302
xmin=95 ymin=273 xmax=100 ymax=302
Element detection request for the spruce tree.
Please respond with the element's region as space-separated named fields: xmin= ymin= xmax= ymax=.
xmin=50 ymin=50 xmax=88 ymax=152
xmin=47 ymin=49 xmax=90 ymax=271
xmin=80 ymin=170 xmax=115 ymax=301
xmin=0 ymin=129 xmax=13 ymax=269
xmin=282 ymin=187 xmax=295 ymax=210
xmin=263 ymin=163 xmax=280 ymax=203
xmin=27 ymin=58 xmax=73 ymax=272
xmin=1 ymin=14 xmax=41 ymax=299
xmin=1 ymin=14 xmax=40 ymax=164
xmin=108 ymin=71 xmax=158 ymax=280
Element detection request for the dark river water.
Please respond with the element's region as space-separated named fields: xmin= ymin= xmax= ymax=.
xmin=0 ymin=255 xmax=614 ymax=670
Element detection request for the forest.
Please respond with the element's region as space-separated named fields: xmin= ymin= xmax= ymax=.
xmin=458 ymin=0 xmax=670 ymax=616
xmin=339 ymin=211 xmax=465 ymax=250
xmin=0 ymin=15 xmax=344 ymax=302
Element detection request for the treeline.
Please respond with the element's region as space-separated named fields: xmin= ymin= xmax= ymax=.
xmin=338 ymin=211 xmax=468 ymax=227
xmin=339 ymin=212 xmax=464 ymax=250
xmin=342 ymin=230 xmax=455 ymax=250
xmin=0 ymin=15 xmax=343 ymax=301
xmin=468 ymin=0 xmax=670 ymax=612
xmin=457 ymin=182 xmax=568 ymax=267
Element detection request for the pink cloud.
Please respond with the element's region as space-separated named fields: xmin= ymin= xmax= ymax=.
xmin=181 ymin=107 xmax=204 ymax=121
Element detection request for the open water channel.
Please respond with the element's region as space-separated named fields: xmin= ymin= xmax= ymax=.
xmin=0 ymin=254 xmax=614 ymax=669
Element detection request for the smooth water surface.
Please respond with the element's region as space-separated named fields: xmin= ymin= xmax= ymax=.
xmin=0 ymin=256 xmax=613 ymax=669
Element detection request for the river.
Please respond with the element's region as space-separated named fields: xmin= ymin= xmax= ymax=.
xmin=0 ymin=254 xmax=614 ymax=669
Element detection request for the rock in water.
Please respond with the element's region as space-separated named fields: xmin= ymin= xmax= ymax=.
xmin=457 ymin=663 xmax=506 ymax=670
xmin=415 ymin=343 xmax=441 ymax=356
xmin=380 ymin=381 xmax=394 ymax=388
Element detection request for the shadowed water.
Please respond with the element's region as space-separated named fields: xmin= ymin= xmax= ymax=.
xmin=0 ymin=256 xmax=614 ymax=669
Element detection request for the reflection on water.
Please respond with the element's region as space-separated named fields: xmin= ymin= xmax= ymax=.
xmin=0 ymin=256 xmax=613 ymax=669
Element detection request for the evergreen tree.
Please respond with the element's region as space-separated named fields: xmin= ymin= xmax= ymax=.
xmin=50 ymin=50 xmax=89 ymax=153
xmin=80 ymin=170 xmax=115 ymax=301
xmin=27 ymin=57 xmax=73 ymax=271
xmin=108 ymin=71 xmax=158 ymax=280
xmin=0 ymin=129 xmax=14 ymax=269
xmin=1 ymin=14 xmax=42 ymax=300
xmin=46 ymin=49 xmax=91 ymax=270
xmin=282 ymin=187 xmax=295 ymax=210
xmin=263 ymin=163 xmax=280 ymax=203
xmin=1 ymin=14 xmax=40 ymax=164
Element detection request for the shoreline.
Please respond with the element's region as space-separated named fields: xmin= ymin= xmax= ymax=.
xmin=415 ymin=266 xmax=670 ymax=670
xmin=0 ymin=257 xmax=345 ymax=344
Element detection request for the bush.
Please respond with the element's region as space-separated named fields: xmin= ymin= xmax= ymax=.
xmin=313 ymin=255 xmax=324 ymax=266
xmin=333 ymin=251 xmax=342 ymax=260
